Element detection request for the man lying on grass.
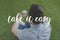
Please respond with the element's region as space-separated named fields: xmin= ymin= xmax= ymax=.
xmin=11 ymin=4 xmax=51 ymax=40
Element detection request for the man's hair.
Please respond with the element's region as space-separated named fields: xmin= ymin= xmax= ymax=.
xmin=29 ymin=4 xmax=44 ymax=24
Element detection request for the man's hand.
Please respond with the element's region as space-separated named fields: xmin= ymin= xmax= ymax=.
xmin=18 ymin=10 xmax=27 ymax=18
xmin=43 ymin=16 xmax=51 ymax=23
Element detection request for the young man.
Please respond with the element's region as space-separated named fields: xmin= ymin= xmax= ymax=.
xmin=11 ymin=4 xmax=51 ymax=40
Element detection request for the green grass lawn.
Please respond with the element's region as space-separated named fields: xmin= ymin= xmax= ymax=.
xmin=0 ymin=0 xmax=60 ymax=40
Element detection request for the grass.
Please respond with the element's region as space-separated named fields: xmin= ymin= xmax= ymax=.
xmin=0 ymin=0 xmax=60 ymax=40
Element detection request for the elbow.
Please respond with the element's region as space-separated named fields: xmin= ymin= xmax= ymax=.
xmin=11 ymin=26 xmax=18 ymax=37
xmin=11 ymin=27 xmax=14 ymax=34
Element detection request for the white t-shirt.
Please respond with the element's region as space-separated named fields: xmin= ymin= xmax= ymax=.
xmin=17 ymin=22 xmax=51 ymax=40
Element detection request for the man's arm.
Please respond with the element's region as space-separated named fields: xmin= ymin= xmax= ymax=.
xmin=11 ymin=10 xmax=27 ymax=37
xmin=11 ymin=21 xmax=19 ymax=37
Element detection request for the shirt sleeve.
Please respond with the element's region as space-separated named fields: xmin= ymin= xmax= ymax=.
xmin=40 ymin=22 xmax=51 ymax=40
xmin=17 ymin=29 xmax=37 ymax=40
xmin=17 ymin=21 xmax=34 ymax=40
